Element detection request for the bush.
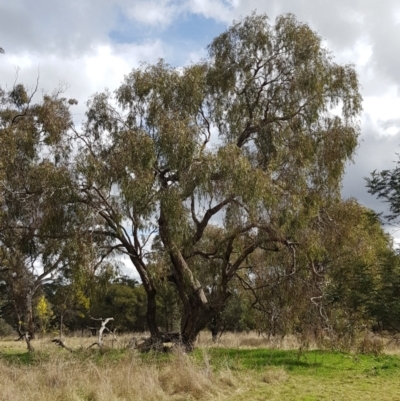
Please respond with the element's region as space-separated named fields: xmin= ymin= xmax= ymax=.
xmin=0 ymin=318 xmax=15 ymax=336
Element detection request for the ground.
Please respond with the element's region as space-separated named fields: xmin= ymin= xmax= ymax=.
xmin=0 ymin=332 xmax=399 ymax=400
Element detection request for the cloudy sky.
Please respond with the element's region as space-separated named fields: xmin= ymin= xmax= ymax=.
xmin=1 ymin=0 xmax=400 ymax=239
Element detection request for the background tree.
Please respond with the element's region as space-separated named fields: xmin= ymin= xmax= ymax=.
xmin=0 ymin=82 xmax=95 ymax=347
xmin=77 ymin=13 xmax=361 ymax=348
xmin=43 ymin=273 xmax=91 ymax=338
xmin=367 ymin=250 xmax=400 ymax=333
xmin=366 ymin=152 xmax=400 ymax=333
xmin=367 ymin=161 xmax=400 ymax=222
xmin=237 ymin=199 xmax=399 ymax=345
xmin=88 ymin=279 xmax=147 ymax=332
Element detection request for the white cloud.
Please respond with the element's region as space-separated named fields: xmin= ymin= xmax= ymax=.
xmin=0 ymin=40 xmax=166 ymax=128
xmin=188 ymin=0 xmax=234 ymax=23
xmin=123 ymin=0 xmax=237 ymax=27
xmin=351 ymin=39 xmax=373 ymax=68
xmin=126 ymin=0 xmax=182 ymax=27
xmin=184 ymin=48 xmax=207 ymax=65
xmin=363 ymin=90 xmax=400 ymax=134
xmin=84 ymin=40 xmax=165 ymax=90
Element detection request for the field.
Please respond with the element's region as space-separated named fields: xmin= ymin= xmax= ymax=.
xmin=0 ymin=333 xmax=400 ymax=400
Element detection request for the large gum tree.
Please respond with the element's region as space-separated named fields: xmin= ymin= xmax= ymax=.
xmin=77 ymin=13 xmax=361 ymax=348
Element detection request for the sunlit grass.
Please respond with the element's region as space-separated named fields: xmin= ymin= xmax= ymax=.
xmin=199 ymin=348 xmax=400 ymax=376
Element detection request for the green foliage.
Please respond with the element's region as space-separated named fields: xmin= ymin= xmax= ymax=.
xmin=208 ymin=290 xmax=256 ymax=336
xmin=0 ymin=81 xmax=101 ymax=341
xmin=9 ymin=84 xmax=29 ymax=108
xmin=367 ymin=251 xmax=400 ymax=333
xmin=89 ymin=283 xmax=147 ymax=332
xmin=367 ymin=163 xmax=400 ymax=222
xmin=155 ymin=279 xmax=181 ymax=333
xmin=236 ymin=199 xmax=400 ymax=340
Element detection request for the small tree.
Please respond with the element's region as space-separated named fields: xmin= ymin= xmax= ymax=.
xmin=36 ymin=295 xmax=53 ymax=334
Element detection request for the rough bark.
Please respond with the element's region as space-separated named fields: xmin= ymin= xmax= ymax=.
xmin=159 ymin=209 xmax=221 ymax=349
xmin=128 ymin=253 xmax=160 ymax=341
xmin=180 ymin=303 xmax=212 ymax=350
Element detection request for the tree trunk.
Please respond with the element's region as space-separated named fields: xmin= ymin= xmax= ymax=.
xmin=180 ymin=301 xmax=212 ymax=350
xmin=146 ymin=289 xmax=160 ymax=340
xmin=25 ymin=290 xmax=35 ymax=340
xmin=60 ymin=313 xmax=64 ymax=340
xmin=128 ymin=253 xmax=160 ymax=341
xmin=158 ymin=208 xmax=224 ymax=349
xmin=210 ymin=315 xmax=219 ymax=342
xmin=24 ymin=332 xmax=34 ymax=352
xmin=179 ymin=291 xmax=231 ymax=350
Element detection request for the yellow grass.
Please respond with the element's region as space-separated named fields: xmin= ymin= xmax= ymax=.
xmin=0 ymin=344 xmax=237 ymax=400
xmin=196 ymin=331 xmax=301 ymax=349
xmin=2 ymin=330 xmax=399 ymax=354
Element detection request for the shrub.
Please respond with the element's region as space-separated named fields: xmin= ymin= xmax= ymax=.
xmin=0 ymin=318 xmax=15 ymax=336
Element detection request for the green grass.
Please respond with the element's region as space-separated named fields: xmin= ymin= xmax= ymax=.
xmin=0 ymin=350 xmax=35 ymax=365
xmin=194 ymin=348 xmax=400 ymax=400
xmin=198 ymin=348 xmax=400 ymax=377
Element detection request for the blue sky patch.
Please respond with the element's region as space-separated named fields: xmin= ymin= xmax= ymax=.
xmin=109 ymin=11 xmax=227 ymax=65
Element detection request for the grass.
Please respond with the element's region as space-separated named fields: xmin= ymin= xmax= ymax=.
xmin=1 ymin=332 xmax=400 ymax=400
xmin=199 ymin=347 xmax=400 ymax=374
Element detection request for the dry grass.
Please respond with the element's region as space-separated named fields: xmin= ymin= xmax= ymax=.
xmin=0 ymin=332 xmax=297 ymax=401
xmin=196 ymin=331 xmax=301 ymax=350
xmin=0 ymin=331 xmax=299 ymax=355
xmin=260 ymin=368 xmax=288 ymax=384
xmin=1 ymin=331 xmax=400 ymax=401
xmin=3 ymin=330 xmax=400 ymax=354
xmin=198 ymin=330 xmax=400 ymax=356
xmin=0 ymin=344 xmax=239 ymax=401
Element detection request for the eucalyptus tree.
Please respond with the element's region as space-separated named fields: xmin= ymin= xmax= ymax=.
xmin=0 ymin=82 xmax=94 ymax=345
xmin=77 ymin=13 xmax=361 ymax=347
xmin=320 ymin=201 xmax=400 ymax=339
xmin=239 ymin=199 xmax=395 ymax=340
